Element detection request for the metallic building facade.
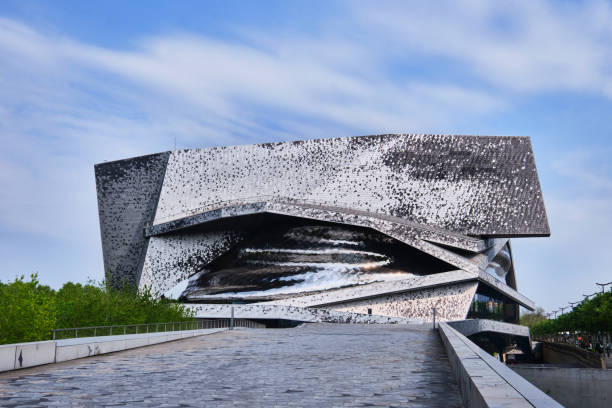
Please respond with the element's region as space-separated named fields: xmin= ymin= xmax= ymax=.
xmin=95 ymin=134 xmax=549 ymax=323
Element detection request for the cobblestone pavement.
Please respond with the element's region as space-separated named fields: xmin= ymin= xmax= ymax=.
xmin=0 ymin=324 xmax=462 ymax=407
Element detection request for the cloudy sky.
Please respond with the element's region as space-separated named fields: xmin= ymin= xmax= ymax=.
xmin=1 ymin=0 xmax=611 ymax=313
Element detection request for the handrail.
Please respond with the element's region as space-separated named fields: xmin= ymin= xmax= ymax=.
xmin=52 ymin=318 xmax=265 ymax=340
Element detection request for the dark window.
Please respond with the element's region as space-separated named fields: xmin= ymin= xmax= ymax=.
xmin=467 ymin=293 xmax=504 ymax=321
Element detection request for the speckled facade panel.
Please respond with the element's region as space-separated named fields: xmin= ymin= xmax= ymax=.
xmin=154 ymin=134 xmax=549 ymax=237
xmin=95 ymin=152 xmax=170 ymax=288
xmin=184 ymin=303 xmax=423 ymax=324
xmin=139 ymin=231 xmax=244 ymax=295
xmin=324 ymin=282 xmax=478 ymax=322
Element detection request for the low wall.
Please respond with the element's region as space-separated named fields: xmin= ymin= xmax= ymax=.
xmin=438 ymin=322 xmax=562 ymax=407
xmin=2 ymin=341 xmax=57 ymax=371
xmin=0 ymin=328 xmax=226 ymax=373
xmin=541 ymin=341 xmax=603 ymax=368
xmin=513 ymin=366 xmax=612 ymax=408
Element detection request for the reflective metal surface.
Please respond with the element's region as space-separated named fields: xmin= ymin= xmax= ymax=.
xmin=485 ymin=243 xmax=512 ymax=281
xmin=180 ymin=223 xmax=454 ymax=301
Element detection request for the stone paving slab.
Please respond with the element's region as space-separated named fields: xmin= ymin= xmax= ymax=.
xmin=0 ymin=324 xmax=462 ymax=407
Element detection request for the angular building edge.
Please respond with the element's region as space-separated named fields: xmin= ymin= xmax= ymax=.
xmin=95 ymin=152 xmax=170 ymax=288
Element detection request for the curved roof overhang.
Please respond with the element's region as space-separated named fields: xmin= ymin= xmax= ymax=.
xmin=145 ymin=198 xmax=486 ymax=272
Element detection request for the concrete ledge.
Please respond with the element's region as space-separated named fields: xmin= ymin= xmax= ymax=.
xmin=448 ymin=319 xmax=530 ymax=339
xmin=0 ymin=344 xmax=16 ymax=371
xmin=1 ymin=328 xmax=226 ymax=373
xmin=439 ymin=322 xmax=562 ymax=407
xmin=13 ymin=341 xmax=56 ymax=370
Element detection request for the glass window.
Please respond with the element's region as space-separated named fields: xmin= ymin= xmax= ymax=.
xmin=467 ymin=293 xmax=504 ymax=320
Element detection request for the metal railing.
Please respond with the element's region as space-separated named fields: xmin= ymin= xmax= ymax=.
xmin=52 ymin=318 xmax=265 ymax=340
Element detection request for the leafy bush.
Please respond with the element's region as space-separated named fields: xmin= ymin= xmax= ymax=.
xmin=0 ymin=274 xmax=56 ymax=344
xmin=0 ymin=275 xmax=194 ymax=345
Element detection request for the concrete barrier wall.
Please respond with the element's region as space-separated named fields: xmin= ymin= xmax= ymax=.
xmin=1 ymin=328 xmax=227 ymax=373
xmin=540 ymin=341 xmax=603 ymax=368
xmin=513 ymin=366 xmax=612 ymax=408
xmin=14 ymin=341 xmax=57 ymax=369
xmin=438 ymin=322 xmax=562 ymax=408
xmin=0 ymin=344 xmax=17 ymax=371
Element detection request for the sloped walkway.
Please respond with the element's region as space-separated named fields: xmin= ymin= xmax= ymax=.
xmin=0 ymin=324 xmax=462 ymax=407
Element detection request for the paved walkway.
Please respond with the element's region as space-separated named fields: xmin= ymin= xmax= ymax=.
xmin=0 ymin=324 xmax=462 ymax=407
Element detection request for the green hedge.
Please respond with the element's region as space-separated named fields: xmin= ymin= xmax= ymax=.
xmin=0 ymin=274 xmax=193 ymax=345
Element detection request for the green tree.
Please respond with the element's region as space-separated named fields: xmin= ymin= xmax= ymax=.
xmin=520 ymin=306 xmax=546 ymax=328
xmin=1 ymin=275 xmax=194 ymax=345
xmin=530 ymin=292 xmax=612 ymax=340
xmin=54 ymin=280 xmax=193 ymax=329
xmin=0 ymin=274 xmax=56 ymax=344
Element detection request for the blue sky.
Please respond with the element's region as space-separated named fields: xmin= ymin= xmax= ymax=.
xmin=0 ymin=0 xmax=611 ymax=313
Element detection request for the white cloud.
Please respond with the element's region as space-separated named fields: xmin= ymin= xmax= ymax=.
xmin=0 ymin=17 xmax=505 ymax=141
xmin=353 ymin=0 xmax=612 ymax=97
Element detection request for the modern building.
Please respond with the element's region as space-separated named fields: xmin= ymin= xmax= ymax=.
xmin=95 ymin=134 xmax=549 ymax=333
